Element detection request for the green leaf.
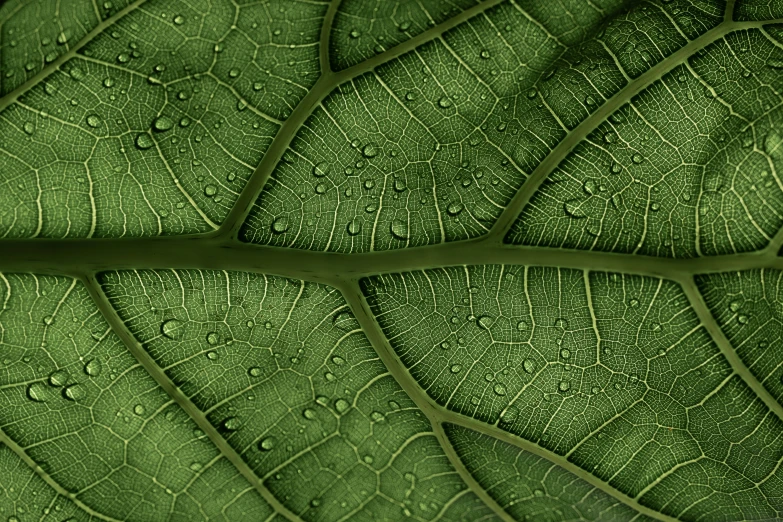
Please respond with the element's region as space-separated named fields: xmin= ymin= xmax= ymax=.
xmin=1 ymin=1 xmax=783 ymax=521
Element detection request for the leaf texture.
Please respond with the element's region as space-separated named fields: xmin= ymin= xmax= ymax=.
xmin=0 ymin=1 xmax=782 ymax=521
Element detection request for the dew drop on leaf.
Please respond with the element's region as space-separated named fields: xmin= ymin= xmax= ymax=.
xmin=438 ymin=97 xmax=452 ymax=108
xmin=312 ymin=161 xmax=329 ymax=177
xmin=390 ymin=219 xmax=409 ymax=240
xmin=133 ymin=404 xmax=145 ymax=416
xmin=26 ymin=382 xmax=49 ymax=402
xmin=476 ymin=315 xmax=493 ymax=329
xmin=153 ymin=116 xmax=174 ymax=132
xmin=270 ymin=216 xmax=290 ymax=234
xmin=135 ymin=133 xmax=154 ymax=150
xmin=221 ymin=416 xmax=241 ymax=431
xmin=62 ymin=383 xmax=85 ymax=401
xmin=248 ymin=366 xmax=262 ymax=377
xmin=450 ymin=364 xmax=462 ymax=374
xmin=334 ymin=398 xmax=350 ymax=414
xmin=558 ymin=380 xmax=570 ymax=392
xmin=48 ymin=369 xmax=69 ymax=387
xmin=173 ymin=14 xmax=184 ymax=25
xmin=86 ymin=114 xmax=101 ymax=128
xmin=84 ymin=358 xmax=102 ymax=377
xmin=493 ymin=383 xmax=506 ymax=396
xmin=522 ymin=359 xmax=536 ymax=374
xmin=346 ymin=218 xmax=362 ymax=236
xmin=259 ymin=436 xmax=276 ymax=451
xmin=361 ymin=144 xmax=377 ymax=158
xmin=206 ymin=332 xmax=219 ymax=345
xmin=302 ymin=408 xmax=317 ymax=420
xmin=446 ymin=202 xmax=464 ymax=216
xmin=160 ymin=318 xmax=184 ymax=339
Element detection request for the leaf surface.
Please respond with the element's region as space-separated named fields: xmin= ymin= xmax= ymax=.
xmin=0 ymin=1 xmax=782 ymax=521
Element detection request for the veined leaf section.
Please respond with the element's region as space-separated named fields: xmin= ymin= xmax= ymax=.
xmin=98 ymin=269 xmax=497 ymax=521
xmin=0 ymin=0 xmax=326 ymax=239
xmin=361 ymin=265 xmax=783 ymax=522
xmin=241 ymin=0 xmax=725 ymax=253
xmin=0 ymin=273 xmax=279 ymax=521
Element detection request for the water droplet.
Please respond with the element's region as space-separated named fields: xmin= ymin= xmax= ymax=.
xmin=86 ymin=114 xmax=101 ymax=128
xmin=631 ymin=153 xmax=644 ymax=164
xmin=399 ymin=21 xmax=411 ymax=31
xmin=84 ymin=358 xmax=102 ymax=377
xmin=522 ymin=359 xmax=536 ymax=374
xmin=259 ymin=436 xmax=276 ymax=451
xmin=334 ymin=398 xmax=350 ymax=414
xmin=476 ymin=315 xmax=493 ymax=329
xmin=314 ymin=182 xmax=327 ymax=194
xmin=271 ymin=217 xmax=289 ymax=234
xmin=62 ymin=383 xmax=85 ymax=401
xmin=370 ymin=411 xmax=385 ymax=422
xmin=738 ymin=314 xmax=748 ymax=324
xmin=311 ymin=498 xmax=321 ymax=508
xmin=583 ymin=180 xmax=596 ymax=195
xmin=480 ymin=50 xmax=490 ymax=59
xmin=312 ymin=162 xmax=329 ymax=177
xmin=248 ymin=366 xmax=262 ymax=377
xmin=206 ymin=351 xmax=218 ymax=360
xmin=450 ymin=364 xmax=462 ymax=374
xmin=48 ymin=369 xmax=69 ymax=387
xmin=405 ymin=91 xmax=416 ymax=101
xmin=23 ymin=122 xmax=35 ymax=135
xmin=160 ymin=318 xmax=184 ymax=339
xmin=26 ymin=382 xmax=49 ymax=402
xmin=43 ymin=315 xmax=54 ymax=325
xmin=349 ymin=29 xmax=361 ymax=39
xmin=221 ymin=416 xmax=241 ymax=431
xmin=153 ymin=115 xmax=174 ymax=132
xmin=303 ymin=408 xmax=317 ymax=420
xmin=189 ymin=462 xmax=202 ymax=471
xmin=346 ymin=218 xmax=362 ymax=236
xmin=390 ymin=219 xmax=409 ymax=240
xmin=173 ymin=14 xmax=185 ymax=25
xmin=516 ymin=320 xmax=527 ymax=330
xmin=729 ymin=300 xmax=742 ymax=312
xmin=447 ymin=202 xmax=464 ymax=216
xmin=362 ymin=144 xmax=377 ymax=158
xmin=554 ymin=318 xmax=568 ymax=329
xmin=135 ymin=133 xmax=154 ymax=150
xmin=563 ymin=198 xmax=587 ymax=218
xmin=438 ymin=97 xmax=452 ymax=108
xmin=133 ymin=404 xmax=145 ymax=416
xmin=560 ymin=348 xmax=571 ymax=359
xmin=558 ymin=381 xmax=570 ymax=392
xmin=493 ymin=383 xmax=506 ymax=396
xmin=228 ymin=68 xmax=240 ymax=78
xmin=500 ymin=406 xmax=518 ymax=423
xmin=206 ymin=332 xmax=219 ymax=345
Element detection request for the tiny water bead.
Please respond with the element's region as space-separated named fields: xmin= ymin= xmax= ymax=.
xmin=271 ymin=216 xmax=290 ymax=234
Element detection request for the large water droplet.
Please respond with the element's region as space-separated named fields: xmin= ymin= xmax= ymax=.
xmin=86 ymin=114 xmax=101 ymax=128
xmin=221 ymin=416 xmax=241 ymax=431
xmin=390 ymin=219 xmax=408 ymax=240
xmin=135 ymin=133 xmax=154 ymax=150
xmin=84 ymin=358 xmax=102 ymax=377
xmin=563 ymin=198 xmax=587 ymax=218
xmin=133 ymin=404 xmax=145 ymax=416
xmin=62 ymin=383 xmax=85 ymax=401
xmin=476 ymin=315 xmax=493 ymax=329
xmin=493 ymin=383 xmax=506 ymax=396
xmin=160 ymin=318 xmax=184 ymax=340
xmin=23 ymin=122 xmax=35 ymax=135
xmin=522 ymin=359 xmax=536 ymax=374
xmin=153 ymin=115 xmax=174 ymax=132
xmin=26 ymin=382 xmax=49 ymax=402
xmin=362 ymin=144 xmax=377 ymax=158
xmin=346 ymin=218 xmax=362 ymax=236
xmin=312 ymin=162 xmax=329 ymax=177
xmin=271 ymin=217 xmax=289 ymax=234
xmin=302 ymin=408 xmax=317 ymax=420
xmin=446 ymin=202 xmax=464 ymax=216
xmin=206 ymin=332 xmax=219 ymax=345
xmin=248 ymin=366 xmax=262 ymax=377
xmin=48 ymin=369 xmax=69 ymax=387
xmin=259 ymin=436 xmax=276 ymax=451
xmin=334 ymin=398 xmax=350 ymax=414
xmin=438 ymin=96 xmax=452 ymax=108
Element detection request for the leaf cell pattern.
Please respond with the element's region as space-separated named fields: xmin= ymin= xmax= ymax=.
xmin=362 ymin=266 xmax=783 ymax=521
xmin=0 ymin=1 xmax=782 ymax=521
